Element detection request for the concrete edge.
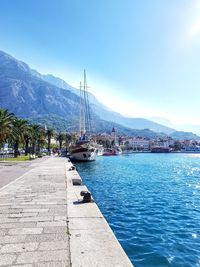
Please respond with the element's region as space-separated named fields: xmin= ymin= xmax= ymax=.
xmin=66 ymin=160 xmax=134 ymax=267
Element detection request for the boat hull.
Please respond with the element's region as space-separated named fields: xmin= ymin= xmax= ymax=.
xmin=103 ymin=147 xmax=122 ymax=156
xmin=71 ymin=150 xmax=97 ymax=161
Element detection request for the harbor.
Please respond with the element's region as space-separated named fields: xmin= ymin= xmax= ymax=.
xmin=76 ymin=153 xmax=200 ymax=267
xmin=1 ymin=1 xmax=200 ymax=267
xmin=0 ymin=156 xmax=133 ymax=266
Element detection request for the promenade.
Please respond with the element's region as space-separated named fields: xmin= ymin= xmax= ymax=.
xmin=0 ymin=156 xmax=133 ymax=267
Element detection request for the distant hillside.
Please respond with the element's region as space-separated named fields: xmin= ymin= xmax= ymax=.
xmin=37 ymin=70 xmax=175 ymax=134
xmin=0 ymin=50 xmax=195 ymax=139
xmin=170 ymin=131 xmax=200 ymax=141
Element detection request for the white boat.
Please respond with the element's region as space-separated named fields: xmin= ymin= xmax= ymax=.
xmin=71 ymin=140 xmax=97 ymax=161
xmin=70 ymin=71 xmax=97 ymax=161
xmin=95 ymin=144 xmax=104 ymax=156
xmin=102 ymin=146 xmax=122 ymax=156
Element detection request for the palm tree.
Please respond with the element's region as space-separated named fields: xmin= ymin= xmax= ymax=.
xmin=37 ymin=128 xmax=46 ymax=153
xmin=65 ymin=133 xmax=72 ymax=153
xmin=30 ymin=124 xmax=42 ymax=155
xmin=0 ymin=109 xmax=14 ymax=148
xmin=12 ymin=118 xmax=28 ymax=158
xmin=24 ymin=125 xmax=32 ymax=156
xmin=65 ymin=133 xmax=77 ymax=153
xmin=56 ymin=132 xmax=65 ymax=150
xmin=46 ymin=128 xmax=54 ymax=155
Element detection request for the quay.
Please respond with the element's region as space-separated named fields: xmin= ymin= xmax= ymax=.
xmin=0 ymin=156 xmax=133 ymax=267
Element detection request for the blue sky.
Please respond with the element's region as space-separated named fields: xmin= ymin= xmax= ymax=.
xmin=1 ymin=0 xmax=200 ymax=131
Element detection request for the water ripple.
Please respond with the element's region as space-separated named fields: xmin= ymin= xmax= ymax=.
xmin=77 ymin=154 xmax=200 ymax=267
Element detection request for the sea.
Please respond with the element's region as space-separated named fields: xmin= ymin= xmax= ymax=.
xmin=76 ymin=153 xmax=200 ymax=267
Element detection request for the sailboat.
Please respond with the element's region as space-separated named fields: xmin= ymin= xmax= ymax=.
xmin=70 ymin=71 xmax=97 ymax=161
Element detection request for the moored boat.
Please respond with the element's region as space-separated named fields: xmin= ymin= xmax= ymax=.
xmin=70 ymin=140 xmax=97 ymax=161
xmin=103 ymin=146 xmax=122 ymax=156
xmin=70 ymin=71 xmax=97 ymax=161
xmin=103 ymin=148 xmax=117 ymax=156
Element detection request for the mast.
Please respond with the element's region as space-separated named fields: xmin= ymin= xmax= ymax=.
xmin=79 ymin=70 xmax=92 ymax=136
xmin=79 ymin=81 xmax=86 ymax=135
xmin=83 ymin=70 xmax=92 ymax=133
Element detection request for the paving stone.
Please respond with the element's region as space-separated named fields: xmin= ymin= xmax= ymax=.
xmin=0 ymin=206 xmax=12 ymax=210
xmin=0 ymin=254 xmax=16 ymax=266
xmin=54 ymin=216 xmax=67 ymax=221
xmin=9 ymin=213 xmax=38 ymax=218
xmin=38 ymin=212 xmax=66 ymax=216
xmin=0 ymin=203 xmax=13 ymax=206
xmin=22 ymin=209 xmax=49 ymax=213
xmin=26 ymin=233 xmax=69 ymax=243
xmin=37 ymin=221 xmax=66 ymax=227
xmin=0 ymin=208 xmax=22 ymax=214
xmin=12 ymin=265 xmax=32 ymax=267
xmin=8 ymin=227 xmax=43 ymax=235
xmin=34 ymin=202 xmax=58 ymax=205
xmin=16 ymin=250 xmax=69 ymax=264
xmin=0 ymin=235 xmax=27 ymax=244
xmin=0 ymin=222 xmax=36 ymax=229
xmin=38 ymin=241 xmax=68 ymax=251
xmin=0 ymin=217 xmax=19 ymax=223
xmin=12 ymin=206 xmax=43 ymax=209
xmin=19 ymin=216 xmax=53 ymax=223
xmin=0 ymin=242 xmax=38 ymax=253
xmin=34 ymin=262 xmax=70 ymax=267
xmin=0 ymin=229 xmax=8 ymax=236
xmin=43 ymin=227 xmax=67 ymax=234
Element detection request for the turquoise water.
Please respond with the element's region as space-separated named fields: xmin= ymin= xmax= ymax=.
xmin=76 ymin=154 xmax=200 ymax=267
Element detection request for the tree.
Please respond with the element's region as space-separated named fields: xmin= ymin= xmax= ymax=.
xmin=174 ymin=141 xmax=182 ymax=151
xmin=46 ymin=128 xmax=54 ymax=155
xmin=24 ymin=126 xmax=32 ymax=156
xmin=124 ymin=141 xmax=131 ymax=150
xmin=12 ymin=118 xmax=28 ymax=158
xmin=56 ymin=132 xmax=65 ymax=150
xmin=65 ymin=133 xmax=77 ymax=152
xmin=0 ymin=109 xmax=14 ymax=148
xmin=30 ymin=124 xmax=42 ymax=154
xmin=37 ymin=128 xmax=46 ymax=154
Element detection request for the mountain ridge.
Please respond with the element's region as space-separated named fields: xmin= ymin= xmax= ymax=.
xmin=27 ymin=59 xmax=175 ymax=134
xmin=0 ymin=50 xmax=199 ymax=140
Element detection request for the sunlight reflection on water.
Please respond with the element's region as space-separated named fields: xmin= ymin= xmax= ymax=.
xmin=77 ymin=153 xmax=200 ymax=267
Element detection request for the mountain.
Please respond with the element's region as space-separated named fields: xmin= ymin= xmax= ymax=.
xmin=170 ymin=131 xmax=200 ymax=141
xmin=0 ymin=51 xmax=80 ymax=120
xmin=0 ymin=50 xmax=191 ymax=138
xmin=150 ymin=116 xmax=200 ymax=136
xmin=37 ymin=71 xmax=175 ymax=134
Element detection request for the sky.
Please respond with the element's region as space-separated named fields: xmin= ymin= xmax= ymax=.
xmin=1 ymin=0 xmax=200 ymax=132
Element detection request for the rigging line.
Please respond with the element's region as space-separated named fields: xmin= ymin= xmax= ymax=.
xmin=84 ymin=70 xmax=92 ymax=133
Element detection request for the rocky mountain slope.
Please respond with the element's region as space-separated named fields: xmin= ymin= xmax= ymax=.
xmin=1 ymin=50 xmax=198 ymax=140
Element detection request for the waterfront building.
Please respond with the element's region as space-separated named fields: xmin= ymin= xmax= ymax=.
xmin=131 ymin=138 xmax=150 ymax=151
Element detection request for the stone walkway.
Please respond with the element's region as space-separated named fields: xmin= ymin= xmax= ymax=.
xmin=0 ymin=157 xmax=49 ymax=189
xmin=0 ymin=157 xmax=70 ymax=267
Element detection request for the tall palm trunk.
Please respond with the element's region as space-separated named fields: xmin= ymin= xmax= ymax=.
xmin=25 ymin=139 xmax=29 ymax=156
xmin=14 ymin=139 xmax=19 ymax=158
xmin=47 ymin=137 xmax=51 ymax=155
xmin=32 ymin=142 xmax=36 ymax=154
xmin=59 ymin=140 xmax=62 ymax=150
